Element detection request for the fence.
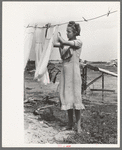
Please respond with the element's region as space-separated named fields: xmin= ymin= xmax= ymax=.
xmin=82 ymin=64 xmax=117 ymax=102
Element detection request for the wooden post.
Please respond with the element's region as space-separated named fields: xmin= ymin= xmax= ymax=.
xmin=102 ymin=73 xmax=104 ymax=102
xmin=87 ymin=74 xmax=102 ymax=88
xmin=84 ymin=65 xmax=87 ymax=91
xmin=82 ymin=65 xmax=87 ymax=94
xmin=82 ymin=67 xmax=84 ymax=94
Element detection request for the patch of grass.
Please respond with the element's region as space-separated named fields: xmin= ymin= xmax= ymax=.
xmin=62 ymin=104 xmax=117 ymax=144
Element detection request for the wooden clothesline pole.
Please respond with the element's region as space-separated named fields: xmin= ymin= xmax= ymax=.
xmin=25 ymin=10 xmax=117 ymax=29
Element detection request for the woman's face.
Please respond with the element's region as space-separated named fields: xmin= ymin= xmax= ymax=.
xmin=66 ymin=27 xmax=76 ymax=40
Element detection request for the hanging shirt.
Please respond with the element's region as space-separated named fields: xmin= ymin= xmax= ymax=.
xmin=34 ymin=27 xmax=50 ymax=84
xmin=35 ymin=28 xmax=46 ymax=68
xmin=24 ymin=27 xmax=35 ymax=69
xmin=34 ymin=26 xmax=58 ymax=79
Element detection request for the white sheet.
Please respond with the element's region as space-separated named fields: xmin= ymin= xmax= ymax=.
xmin=35 ymin=28 xmax=46 ymax=68
xmin=34 ymin=26 xmax=58 ymax=79
xmin=34 ymin=27 xmax=50 ymax=84
xmin=24 ymin=27 xmax=35 ymax=69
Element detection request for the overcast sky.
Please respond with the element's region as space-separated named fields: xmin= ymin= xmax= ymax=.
xmin=3 ymin=2 xmax=120 ymax=62
xmin=22 ymin=2 xmax=120 ymax=61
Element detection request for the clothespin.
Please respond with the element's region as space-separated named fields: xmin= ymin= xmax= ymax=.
xmin=27 ymin=24 xmax=30 ymax=28
xmin=107 ymin=10 xmax=110 ymax=17
xmin=45 ymin=23 xmax=51 ymax=28
xmin=45 ymin=23 xmax=51 ymax=37
xmin=34 ymin=24 xmax=38 ymax=29
xmin=82 ymin=17 xmax=88 ymax=22
xmin=107 ymin=8 xmax=112 ymax=17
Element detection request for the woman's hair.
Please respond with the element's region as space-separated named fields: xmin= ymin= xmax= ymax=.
xmin=67 ymin=21 xmax=81 ymax=36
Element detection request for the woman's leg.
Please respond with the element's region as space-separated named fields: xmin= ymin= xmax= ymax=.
xmin=62 ymin=109 xmax=73 ymax=131
xmin=67 ymin=109 xmax=73 ymax=128
xmin=75 ymin=109 xmax=82 ymax=133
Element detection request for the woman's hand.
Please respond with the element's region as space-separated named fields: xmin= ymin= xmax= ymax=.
xmin=53 ymin=32 xmax=61 ymax=47
xmin=53 ymin=33 xmax=64 ymax=48
xmin=57 ymin=32 xmax=65 ymax=44
xmin=57 ymin=32 xmax=75 ymax=47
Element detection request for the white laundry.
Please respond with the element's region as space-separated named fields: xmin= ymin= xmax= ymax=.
xmin=34 ymin=26 xmax=58 ymax=79
xmin=24 ymin=27 xmax=35 ymax=69
xmin=35 ymin=28 xmax=46 ymax=68
xmin=34 ymin=27 xmax=50 ymax=84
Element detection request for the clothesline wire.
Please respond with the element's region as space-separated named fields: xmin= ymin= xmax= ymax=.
xmin=25 ymin=10 xmax=117 ymax=29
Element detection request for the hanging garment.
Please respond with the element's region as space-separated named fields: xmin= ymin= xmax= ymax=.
xmin=35 ymin=28 xmax=46 ymax=68
xmin=34 ymin=26 xmax=58 ymax=79
xmin=24 ymin=27 xmax=35 ymax=69
xmin=34 ymin=27 xmax=50 ymax=84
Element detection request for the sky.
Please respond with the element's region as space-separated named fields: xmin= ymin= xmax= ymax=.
xmin=23 ymin=2 xmax=120 ymax=62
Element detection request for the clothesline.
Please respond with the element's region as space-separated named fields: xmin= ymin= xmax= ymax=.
xmin=25 ymin=10 xmax=117 ymax=29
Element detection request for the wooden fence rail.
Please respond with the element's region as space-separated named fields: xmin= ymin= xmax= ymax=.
xmin=82 ymin=64 xmax=117 ymax=102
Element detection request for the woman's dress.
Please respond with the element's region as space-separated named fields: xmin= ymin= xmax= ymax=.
xmin=59 ymin=39 xmax=85 ymax=110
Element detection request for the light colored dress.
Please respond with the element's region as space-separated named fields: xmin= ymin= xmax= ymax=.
xmin=59 ymin=39 xmax=85 ymax=110
xmin=34 ymin=26 xmax=58 ymax=80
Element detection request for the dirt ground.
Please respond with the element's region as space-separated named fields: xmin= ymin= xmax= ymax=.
xmin=24 ymin=64 xmax=117 ymax=144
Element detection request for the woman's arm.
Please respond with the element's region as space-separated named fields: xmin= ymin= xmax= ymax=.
xmin=53 ymin=42 xmax=64 ymax=49
xmin=58 ymin=33 xmax=82 ymax=49
xmin=53 ymin=42 xmax=64 ymax=60
xmin=53 ymin=41 xmax=64 ymax=59
xmin=53 ymin=42 xmax=61 ymax=48
xmin=58 ymin=33 xmax=75 ymax=47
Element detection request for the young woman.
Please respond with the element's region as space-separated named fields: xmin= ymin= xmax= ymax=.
xmin=54 ymin=21 xmax=85 ymax=133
